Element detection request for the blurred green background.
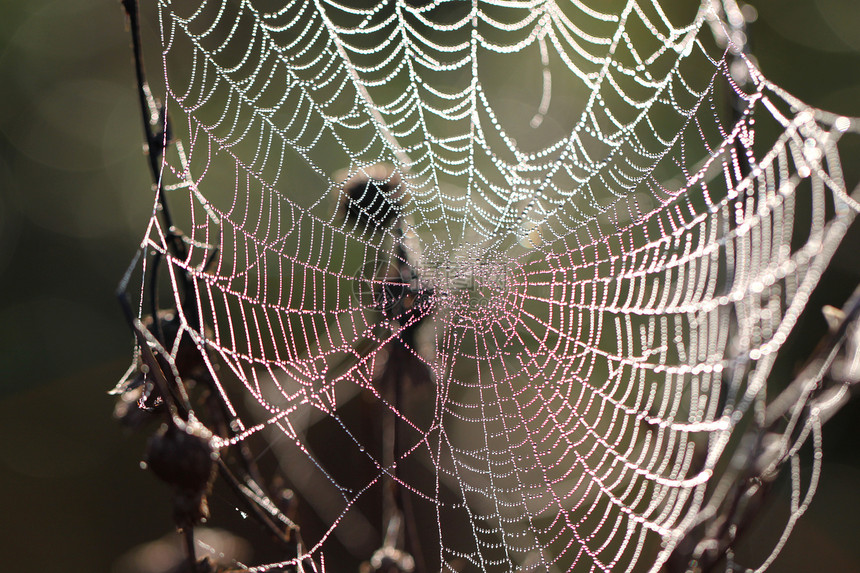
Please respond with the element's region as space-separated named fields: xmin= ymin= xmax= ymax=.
xmin=0 ymin=1 xmax=858 ymax=571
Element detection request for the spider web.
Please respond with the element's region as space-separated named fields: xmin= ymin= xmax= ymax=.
xmin=124 ymin=0 xmax=859 ymax=570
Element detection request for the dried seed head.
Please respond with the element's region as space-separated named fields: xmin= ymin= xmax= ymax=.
xmin=145 ymin=416 xmax=219 ymax=528
xmin=341 ymin=167 xmax=403 ymax=231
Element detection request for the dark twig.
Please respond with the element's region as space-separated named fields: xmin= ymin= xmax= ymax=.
xmin=122 ymin=0 xmax=174 ymax=230
xmin=765 ymin=285 xmax=860 ymax=426
xmin=665 ymin=5 xmax=860 ymax=572
xmin=215 ymin=459 xmax=302 ymax=550
xmin=666 ymin=282 xmax=860 ymax=573
xmin=117 ymin=2 xmax=316 ymax=570
xmin=342 ymin=170 xmax=435 ymax=572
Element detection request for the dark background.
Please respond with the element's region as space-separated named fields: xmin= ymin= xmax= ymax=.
xmin=0 ymin=1 xmax=858 ymax=571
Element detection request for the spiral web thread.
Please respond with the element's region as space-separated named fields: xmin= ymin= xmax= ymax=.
xmin=126 ymin=0 xmax=859 ymax=570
